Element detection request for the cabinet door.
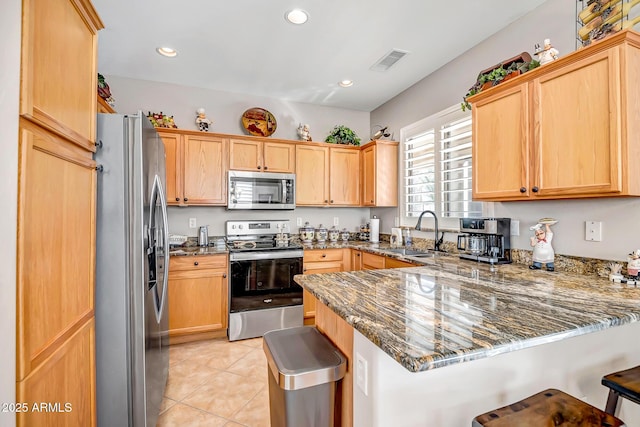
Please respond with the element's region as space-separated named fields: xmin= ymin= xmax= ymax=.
xmin=158 ymin=132 xmax=182 ymax=205
xmin=168 ymin=270 xmax=228 ymax=336
xmin=302 ymin=290 xmax=317 ymax=326
xmin=229 ymin=139 xmax=261 ymax=171
xmin=361 ymin=145 xmax=376 ymax=206
xmin=533 ymin=49 xmax=622 ymax=197
xmin=17 ymin=122 xmax=96 ymax=380
xmin=330 ymin=147 xmax=360 ymax=205
xmin=351 ymin=250 xmax=362 ymax=271
xmin=362 ymin=253 xmax=385 ymax=270
xmin=296 ymin=145 xmax=329 ymax=205
xmin=183 ymin=135 xmax=227 ymax=204
xmin=263 ymin=141 xmax=295 ymax=173
xmin=20 ymin=0 xmax=102 ymax=150
xmin=302 ymin=260 xmax=342 ymax=325
xmin=472 ymin=84 xmax=531 ymax=200
xmin=386 ymin=258 xmax=417 ymax=269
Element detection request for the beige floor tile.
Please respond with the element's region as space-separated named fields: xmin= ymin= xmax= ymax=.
xmin=188 ymin=342 xmax=254 ymax=371
xmin=156 ymin=403 xmax=227 ymax=427
xmin=182 ymin=371 xmax=265 ymax=418
xmin=231 ymin=386 xmax=271 ymax=427
xmin=223 ymin=423 xmax=247 ymax=427
xmin=227 ymin=348 xmax=269 ymax=384
xmin=159 ymin=397 xmax=177 ymax=415
xmin=238 ymin=337 xmax=263 ymax=349
xmin=164 ymin=358 xmax=222 ymax=401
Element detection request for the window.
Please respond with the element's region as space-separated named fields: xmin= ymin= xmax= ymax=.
xmin=401 ymin=106 xmax=482 ymax=228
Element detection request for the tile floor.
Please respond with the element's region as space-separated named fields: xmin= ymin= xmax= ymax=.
xmin=157 ymin=337 xmax=271 ymax=427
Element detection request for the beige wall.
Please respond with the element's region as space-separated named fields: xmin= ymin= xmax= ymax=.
xmin=372 ymin=0 xmax=640 ymax=261
xmin=1 ymin=0 xmax=20 ymax=424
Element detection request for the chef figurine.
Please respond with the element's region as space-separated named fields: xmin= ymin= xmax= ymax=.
xmin=297 ymin=123 xmax=312 ymax=141
xmin=195 ymin=108 xmax=212 ymax=132
xmin=535 ymin=38 xmax=559 ymax=65
xmin=530 ymin=223 xmax=555 ymax=271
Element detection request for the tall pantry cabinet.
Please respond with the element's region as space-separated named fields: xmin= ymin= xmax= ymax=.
xmin=16 ymin=0 xmax=103 ymax=425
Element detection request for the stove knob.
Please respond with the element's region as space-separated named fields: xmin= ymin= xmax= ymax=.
xmin=239 ymin=224 xmax=244 ymax=229
xmin=231 ymin=225 xmax=236 ymax=229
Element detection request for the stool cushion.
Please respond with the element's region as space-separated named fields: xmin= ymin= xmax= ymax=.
xmin=602 ymin=366 xmax=640 ymax=405
xmin=472 ymin=389 xmax=625 ymax=427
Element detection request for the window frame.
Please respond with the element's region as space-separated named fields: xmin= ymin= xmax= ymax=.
xmin=398 ymin=105 xmax=486 ymax=231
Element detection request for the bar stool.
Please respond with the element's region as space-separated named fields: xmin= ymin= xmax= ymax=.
xmin=472 ymin=388 xmax=625 ymax=426
xmin=602 ymin=365 xmax=640 ymax=415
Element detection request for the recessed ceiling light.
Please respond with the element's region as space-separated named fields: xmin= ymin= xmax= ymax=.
xmin=285 ymin=9 xmax=309 ymax=25
xmin=156 ymin=47 xmax=177 ymax=58
xmin=338 ymin=80 xmax=353 ymax=88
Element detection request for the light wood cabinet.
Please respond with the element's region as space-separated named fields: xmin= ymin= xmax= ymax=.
xmin=97 ymin=96 xmax=116 ymax=113
xmin=302 ymin=249 xmax=346 ymax=325
xmin=296 ymin=143 xmax=360 ymax=206
xmin=229 ymin=137 xmax=295 ymax=173
xmin=316 ymin=301 xmax=354 ymax=427
xmin=350 ymin=250 xmax=363 ymax=271
xmin=362 ymin=252 xmax=386 ymax=270
xmin=385 ymin=258 xmax=419 ymax=269
xmin=168 ymin=255 xmax=228 ymax=343
xmin=158 ymin=129 xmax=228 ymax=206
xmin=16 ymin=0 xmax=103 ymax=424
xmin=361 ymin=140 xmax=399 ymax=206
xmin=470 ymin=30 xmax=640 ymax=201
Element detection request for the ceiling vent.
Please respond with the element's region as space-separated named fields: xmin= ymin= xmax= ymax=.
xmin=370 ymin=49 xmax=409 ymax=72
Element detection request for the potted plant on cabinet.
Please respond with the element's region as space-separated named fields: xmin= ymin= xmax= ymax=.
xmin=325 ymin=125 xmax=361 ymax=146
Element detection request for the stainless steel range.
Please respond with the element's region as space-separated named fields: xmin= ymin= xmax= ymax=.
xmin=226 ymin=220 xmax=303 ymax=341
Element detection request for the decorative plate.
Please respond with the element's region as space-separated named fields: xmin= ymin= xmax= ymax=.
xmin=241 ymin=107 xmax=277 ymax=137
xmin=538 ymin=218 xmax=558 ymax=225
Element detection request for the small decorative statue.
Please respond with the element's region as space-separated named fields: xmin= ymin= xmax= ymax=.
xmin=297 ymin=123 xmax=312 ymax=141
xmin=628 ymin=250 xmax=640 ymax=276
xmin=529 ymin=223 xmax=555 ymax=271
xmin=535 ymin=39 xmax=559 ymax=65
xmin=195 ymin=108 xmax=212 ymax=132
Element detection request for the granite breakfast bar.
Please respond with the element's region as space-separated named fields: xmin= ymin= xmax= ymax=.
xmin=294 ymin=252 xmax=640 ymax=426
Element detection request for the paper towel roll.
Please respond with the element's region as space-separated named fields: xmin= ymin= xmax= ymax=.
xmin=370 ymin=217 xmax=380 ymax=243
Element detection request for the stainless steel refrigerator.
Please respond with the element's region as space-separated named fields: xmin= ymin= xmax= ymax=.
xmin=95 ymin=112 xmax=169 ymax=427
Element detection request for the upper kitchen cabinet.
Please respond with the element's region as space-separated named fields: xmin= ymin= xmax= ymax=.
xmin=471 ymin=30 xmax=640 ymax=201
xmin=20 ymin=0 xmax=103 ymax=151
xmin=158 ymin=129 xmax=228 ymax=206
xmin=361 ymin=140 xmax=399 ymax=207
xmin=296 ymin=143 xmax=360 ymax=206
xmin=229 ymin=137 xmax=295 ymax=173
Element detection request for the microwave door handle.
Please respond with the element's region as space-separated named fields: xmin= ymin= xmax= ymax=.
xmin=282 ymin=180 xmax=286 ymax=203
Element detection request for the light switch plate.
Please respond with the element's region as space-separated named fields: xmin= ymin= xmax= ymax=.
xmin=334 ymin=217 xmax=339 ymax=226
xmin=296 ymin=217 xmax=303 ymax=226
xmin=585 ymin=221 xmax=602 ymax=241
xmin=189 ymin=218 xmax=197 ymax=229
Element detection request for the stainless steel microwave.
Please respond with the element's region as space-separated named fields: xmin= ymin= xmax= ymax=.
xmin=228 ymin=171 xmax=295 ymax=210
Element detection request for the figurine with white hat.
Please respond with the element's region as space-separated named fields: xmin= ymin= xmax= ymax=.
xmin=529 ymin=219 xmax=557 ymax=271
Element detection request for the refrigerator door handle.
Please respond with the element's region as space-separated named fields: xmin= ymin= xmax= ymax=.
xmin=157 ymin=175 xmax=170 ymax=321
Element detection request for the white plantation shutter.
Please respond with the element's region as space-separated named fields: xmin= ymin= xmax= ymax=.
xmin=402 ymin=107 xmax=482 ymax=223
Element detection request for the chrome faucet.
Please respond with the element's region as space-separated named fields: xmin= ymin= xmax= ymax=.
xmin=415 ymin=210 xmax=443 ymax=252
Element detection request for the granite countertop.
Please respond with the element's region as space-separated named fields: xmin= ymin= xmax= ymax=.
xmin=169 ymin=246 xmax=228 ymax=256
xmin=294 ymin=251 xmax=640 ymax=373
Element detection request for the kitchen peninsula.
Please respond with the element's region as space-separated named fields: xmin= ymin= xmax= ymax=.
xmin=295 ymin=254 xmax=640 ymax=426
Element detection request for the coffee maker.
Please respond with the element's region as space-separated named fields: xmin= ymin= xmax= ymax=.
xmin=457 ymin=218 xmax=511 ymax=264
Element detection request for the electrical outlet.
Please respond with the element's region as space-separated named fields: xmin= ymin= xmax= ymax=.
xmin=333 ymin=217 xmax=339 ymax=226
xmin=189 ymin=218 xmax=197 ymax=229
xmin=356 ymin=352 xmax=368 ymax=396
xmin=296 ymin=217 xmax=303 ymax=226
xmin=510 ymin=220 xmax=520 ymax=236
xmin=585 ymin=221 xmax=602 ymax=241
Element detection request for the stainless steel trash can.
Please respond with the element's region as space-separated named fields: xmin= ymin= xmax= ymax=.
xmin=263 ymin=326 xmax=347 ymax=427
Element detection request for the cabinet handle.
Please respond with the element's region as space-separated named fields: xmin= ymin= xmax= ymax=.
xmin=264 ymin=166 xmax=268 ymax=170
xmin=223 ymin=273 xmax=227 ymax=278
xmin=303 ymin=268 xmax=307 ymax=272
xmin=519 ymin=187 xmax=526 ymax=193
xmin=194 ymin=261 xmax=199 ymax=266
xmin=184 ymin=197 xmax=188 ymax=202
xmin=330 ymin=200 xmax=334 ymax=203
xmin=257 ymin=165 xmax=261 ymax=170
xmin=322 ymin=254 xmax=326 ymax=258
xmin=357 ymin=253 xmax=360 ymax=257
xmin=325 ymin=199 xmax=328 ymax=203
xmin=532 ymin=186 xmax=539 ymax=193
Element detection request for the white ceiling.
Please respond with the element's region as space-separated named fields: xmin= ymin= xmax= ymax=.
xmin=93 ymin=0 xmax=549 ymax=112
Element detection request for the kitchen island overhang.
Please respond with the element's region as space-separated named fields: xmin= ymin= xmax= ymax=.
xmin=294 ymin=257 xmax=640 ymax=426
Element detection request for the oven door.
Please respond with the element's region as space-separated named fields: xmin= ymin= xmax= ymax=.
xmin=229 ymin=250 xmax=303 ymax=312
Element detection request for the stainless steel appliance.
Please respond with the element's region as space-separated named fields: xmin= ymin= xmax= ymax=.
xmin=457 ymin=217 xmax=512 ymax=264
xmin=95 ymin=112 xmax=169 ymax=427
xmin=228 ymin=170 xmax=295 ymax=210
xmin=226 ymin=220 xmax=303 ymax=341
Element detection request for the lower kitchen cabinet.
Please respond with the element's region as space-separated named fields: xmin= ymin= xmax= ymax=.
xmin=385 ymin=258 xmax=419 ymax=269
xmin=350 ymin=250 xmax=363 ymax=271
xmin=362 ymin=252 xmax=386 ymax=270
xmin=302 ymin=249 xmax=346 ymax=325
xmin=168 ymin=255 xmax=228 ymax=343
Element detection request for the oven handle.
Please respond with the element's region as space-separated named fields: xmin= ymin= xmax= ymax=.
xmin=229 ymin=250 xmax=304 ymax=261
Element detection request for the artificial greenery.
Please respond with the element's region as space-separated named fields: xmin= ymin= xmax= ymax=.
xmin=461 ymin=58 xmax=541 ymax=112
xmin=325 ymin=125 xmax=361 ymax=146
